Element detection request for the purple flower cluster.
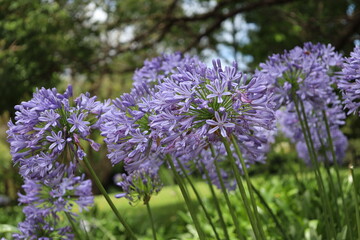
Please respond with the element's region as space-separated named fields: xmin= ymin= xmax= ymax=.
xmin=338 ymin=46 xmax=360 ymax=115
xmin=7 ymin=86 xmax=107 ymax=239
xmin=256 ymin=42 xmax=343 ymax=110
xmin=7 ymin=86 xmax=108 ymax=180
xmin=257 ymin=42 xmax=348 ymax=164
xmin=101 ymin=53 xmax=198 ymax=198
xmin=102 ymin=55 xmax=275 ymax=193
xmin=13 ymin=174 xmax=93 ymax=239
xmin=150 ymin=59 xmax=274 ymax=164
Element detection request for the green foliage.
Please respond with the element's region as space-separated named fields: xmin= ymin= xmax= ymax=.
xmin=2 ymin=169 xmax=358 ymax=239
xmin=0 ymin=0 xmax=99 ymax=115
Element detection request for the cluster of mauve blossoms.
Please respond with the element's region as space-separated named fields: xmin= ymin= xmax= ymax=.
xmin=338 ymin=46 xmax=360 ymax=115
xmin=150 ymin=59 xmax=274 ymax=163
xmin=7 ymin=86 xmax=109 ymax=239
xmin=101 ymin=53 xmax=275 ymax=193
xmin=100 ymin=53 xmax=200 ymax=202
xmin=256 ymin=42 xmax=348 ymax=163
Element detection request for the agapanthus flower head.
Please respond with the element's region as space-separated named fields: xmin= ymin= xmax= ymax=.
xmin=101 ymin=54 xmax=201 ymax=173
xmin=338 ymin=46 xmax=360 ymax=115
xmin=14 ymin=171 xmax=93 ymax=240
xmin=13 ymin=205 xmax=73 ymax=240
xmin=149 ymin=59 xmax=275 ymax=165
xmin=257 ymin=42 xmax=348 ymax=164
xmin=256 ymin=42 xmax=343 ymax=110
xmin=18 ymin=173 xmax=93 ymax=213
xmin=100 ymin=92 xmax=162 ymax=173
xmin=7 ymin=86 xmax=109 ymax=180
xmin=115 ymin=167 xmax=163 ymax=205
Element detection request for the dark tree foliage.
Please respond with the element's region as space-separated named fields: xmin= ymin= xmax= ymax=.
xmin=0 ymin=0 xmax=99 ymax=115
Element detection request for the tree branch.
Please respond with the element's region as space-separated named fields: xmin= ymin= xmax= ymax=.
xmin=184 ymin=0 xmax=298 ymax=52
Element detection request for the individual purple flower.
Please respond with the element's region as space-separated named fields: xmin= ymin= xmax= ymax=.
xmin=206 ymin=79 xmax=232 ymax=103
xmin=338 ymin=46 xmax=360 ymax=115
xmin=46 ymin=130 xmax=66 ymax=152
xmin=67 ymin=113 xmax=90 ymax=136
xmin=38 ymin=109 xmax=60 ymax=127
xmin=206 ymin=112 xmax=235 ymax=137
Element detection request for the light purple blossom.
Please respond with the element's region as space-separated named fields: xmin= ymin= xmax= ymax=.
xmin=46 ymin=131 xmax=65 ymax=152
xmin=206 ymin=112 xmax=235 ymax=137
xmin=338 ymin=46 xmax=360 ymax=115
xmin=206 ymin=79 xmax=231 ymax=103
xmin=67 ymin=113 xmax=90 ymax=136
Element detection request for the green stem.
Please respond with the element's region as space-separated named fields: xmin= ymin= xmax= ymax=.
xmin=213 ymin=159 xmax=245 ymax=240
xmin=145 ymin=201 xmax=157 ymax=240
xmin=316 ymin=126 xmax=340 ymax=219
xmin=65 ymin=212 xmax=84 ymax=240
xmin=350 ymin=164 xmax=360 ymax=239
xmin=294 ymin=98 xmax=336 ymax=239
xmin=165 ymin=154 xmax=206 ymax=240
xmin=222 ymin=137 xmax=262 ymax=240
xmin=322 ymin=110 xmax=353 ymax=239
xmin=202 ymin=161 xmax=231 ymax=240
xmin=176 ymin=159 xmax=221 ymax=240
xmin=229 ymin=135 xmax=266 ymax=240
xmin=82 ymin=156 xmax=137 ymax=239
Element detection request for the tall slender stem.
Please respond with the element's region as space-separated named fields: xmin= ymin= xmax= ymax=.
xmin=229 ymin=135 xmax=266 ymax=240
xmin=82 ymin=156 xmax=137 ymax=239
xmin=176 ymin=159 xmax=221 ymax=240
xmin=145 ymin=201 xmax=157 ymax=240
xmin=316 ymin=126 xmax=340 ymax=219
xmin=165 ymin=154 xmax=206 ymax=240
xmin=222 ymin=137 xmax=263 ymax=240
xmin=202 ymin=161 xmax=230 ymax=240
xmin=210 ymin=145 xmax=244 ymax=239
xmin=298 ymin=100 xmax=336 ymax=231
xmin=213 ymin=159 xmax=245 ymax=240
xmin=293 ymin=98 xmax=336 ymax=238
xmin=322 ymin=110 xmax=353 ymax=239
